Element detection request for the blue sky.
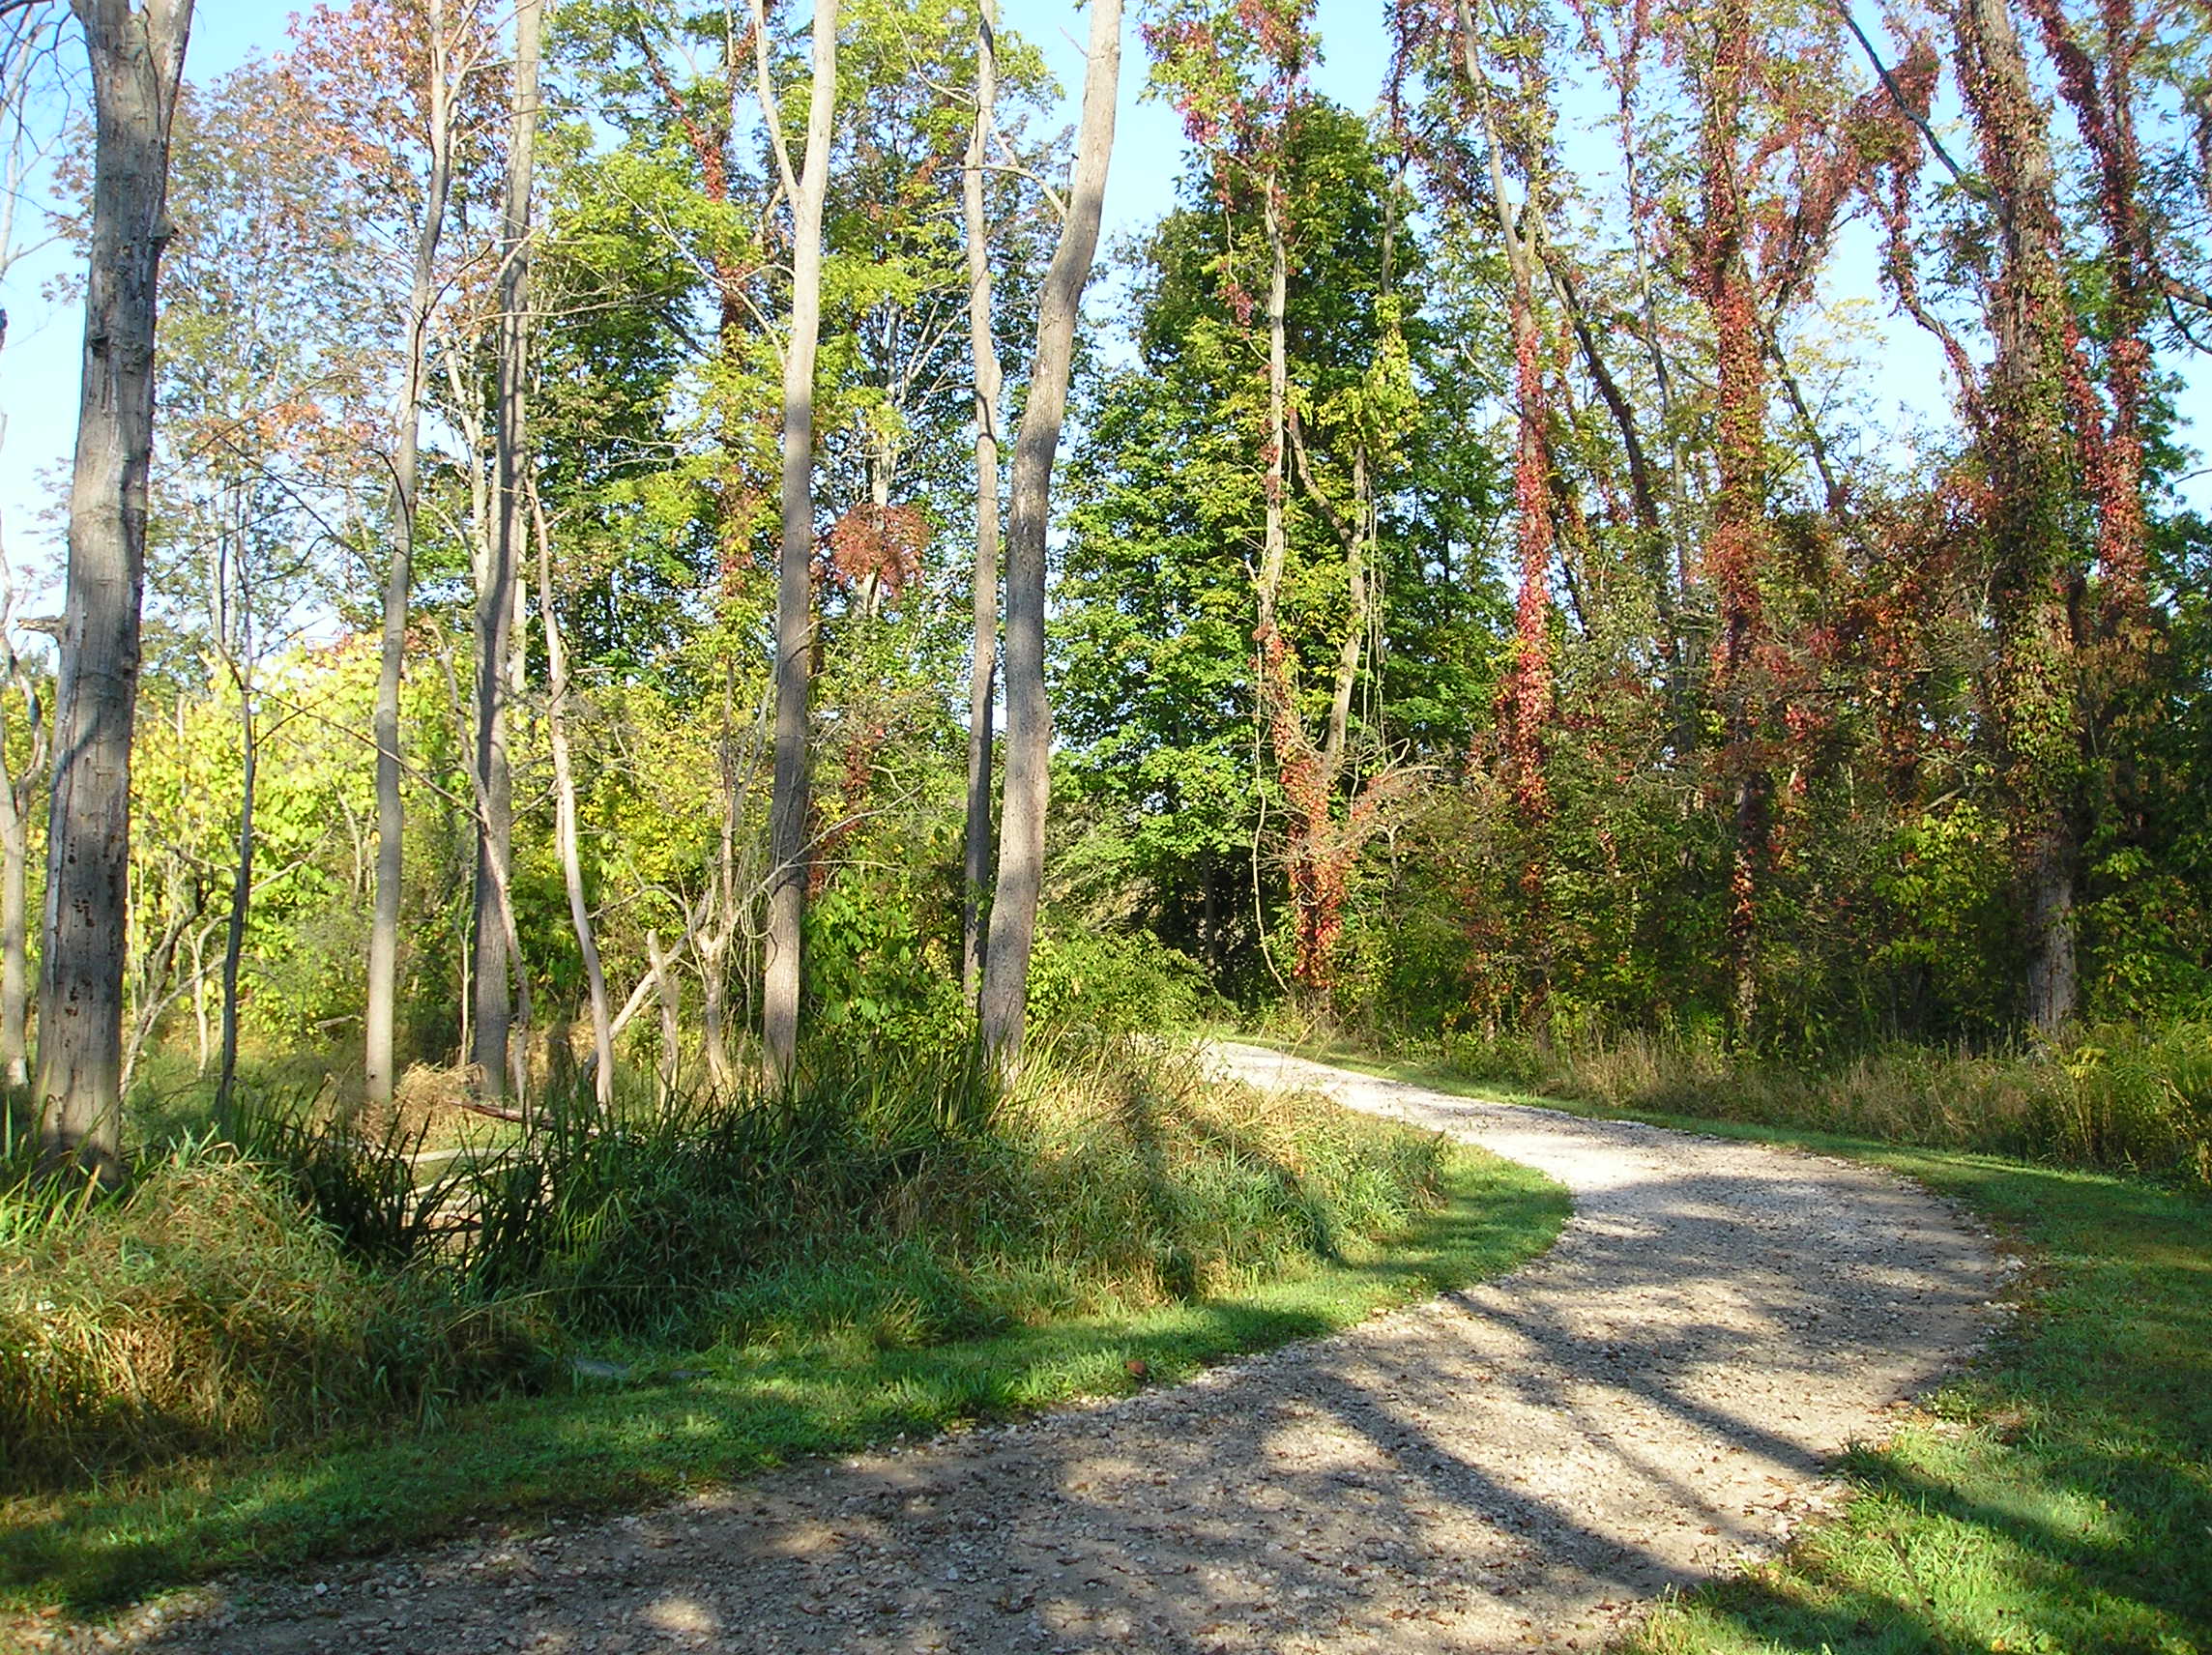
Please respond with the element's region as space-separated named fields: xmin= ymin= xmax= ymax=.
xmin=0 ymin=0 xmax=2201 ymax=603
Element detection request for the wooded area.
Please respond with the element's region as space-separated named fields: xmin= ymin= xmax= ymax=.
xmin=0 ymin=0 xmax=2206 ymax=1162
xmin=5 ymin=8 xmax=2212 ymax=1647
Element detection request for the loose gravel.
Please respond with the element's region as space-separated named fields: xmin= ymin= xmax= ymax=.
xmin=41 ymin=1044 xmax=2010 ymax=1654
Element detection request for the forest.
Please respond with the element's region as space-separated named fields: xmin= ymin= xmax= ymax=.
xmin=1 ymin=0 xmax=2208 ymax=1142
xmin=2 ymin=0 xmax=2211 ymax=1646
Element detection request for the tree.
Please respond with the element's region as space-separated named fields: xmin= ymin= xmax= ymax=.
xmin=363 ymin=0 xmax=473 ymax=1110
xmin=759 ymin=0 xmax=839 ymax=1082
xmin=975 ymin=0 xmax=1121 ymax=1061
xmin=960 ymin=0 xmax=1004 ymax=1001
xmin=470 ymin=0 xmax=542 ymax=1100
xmin=37 ymin=0 xmax=195 ymax=1177
xmin=1953 ymin=0 xmax=2090 ymax=1031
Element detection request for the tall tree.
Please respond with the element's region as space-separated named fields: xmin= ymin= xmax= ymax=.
xmin=759 ymin=0 xmax=839 ymax=1082
xmin=976 ymin=0 xmax=1121 ymax=1060
xmin=1954 ymin=0 xmax=2087 ymax=1031
xmin=365 ymin=0 xmax=467 ymax=1110
xmin=960 ymin=0 xmax=1004 ymax=1002
xmin=1450 ymin=0 xmax=1558 ymax=1019
xmin=37 ymin=0 xmax=194 ymax=1176
xmin=472 ymin=0 xmax=541 ymax=1099
xmin=1692 ymin=0 xmax=1771 ymax=1034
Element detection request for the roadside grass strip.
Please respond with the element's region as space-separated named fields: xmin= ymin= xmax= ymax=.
xmin=0 ymin=1146 xmax=1567 ymax=1621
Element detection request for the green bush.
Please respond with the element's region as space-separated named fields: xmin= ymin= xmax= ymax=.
xmin=1027 ymin=929 xmax=1208 ymax=1034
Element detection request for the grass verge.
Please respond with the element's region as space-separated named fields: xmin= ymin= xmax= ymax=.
xmin=1309 ymin=1040 xmax=2212 ymax=1655
xmin=0 ymin=1139 xmax=1565 ymax=1622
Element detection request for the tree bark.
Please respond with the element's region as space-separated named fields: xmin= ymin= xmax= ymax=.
xmin=976 ymin=0 xmax=1121 ymax=1062
xmin=37 ymin=0 xmax=193 ymax=1178
xmin=759 ymin=0 xmax=838 ymax=1084
xmin=366 ymin=0 xmax=454 ymax=1111
xmin=960 ymin=0 xmax=1004 ymax=1003
xmin=472 ymin=0 xmax=539 ymax=1099
xmin=212 ymin=483 xmax=253 ymax=1126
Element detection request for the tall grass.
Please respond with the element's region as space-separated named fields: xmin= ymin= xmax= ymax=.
xmin=1 ymin=1036 xmax=1456 ymax=1493
xmin=0 ymin=1137 xmax=548 ymax=1489
xmin=1425 ymin=1019 xmax=2212 ymax=1185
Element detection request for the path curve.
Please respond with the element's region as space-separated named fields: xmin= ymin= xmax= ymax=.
xmin=81 ymin=1045 xmax=2006 ymax=1655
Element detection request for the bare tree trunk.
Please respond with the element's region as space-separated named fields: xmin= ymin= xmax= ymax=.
xmin=700 ymin=926 xmax=735 ymax=1094
xmin=960 ymin=0 xmax=1004 ymax=1002
xmin=37 ymin=0 xmax=194 ymax=1178
xmin=976 ymin=0 xmax=1121 ymax=1062
xmin=758 ymin=0 xmax=838 ymax=1084
xmin=532 ymin=493 xmax=613 ymax=1108
xmin=366 ymin=0 xmax=454 ymax=1111
xmin=472 ymin=0 xmax=539 ymax=1099
xmin=212 ymin=485 xmax=253 ymax=1125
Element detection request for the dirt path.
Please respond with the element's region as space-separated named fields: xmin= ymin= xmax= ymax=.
xmin=67 ymin=1045 xmax=2008 ymax=1654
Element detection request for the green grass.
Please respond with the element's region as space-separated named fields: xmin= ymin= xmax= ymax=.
xmin=1308 ymin=1039 xmax=2212 ymax=1655
xmin=0 ymin=1144 xmax=1566 ymax=1621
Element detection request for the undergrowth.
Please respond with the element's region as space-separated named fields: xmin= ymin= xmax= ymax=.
xmin=0 ymin=1038 xmax=1502 ymax=1519
xmin=0 ymin=1039 xmax=1567 ymax=1616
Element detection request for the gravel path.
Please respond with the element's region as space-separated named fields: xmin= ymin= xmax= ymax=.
xmin=58 ymin=1045 xmax=2008 ymax=1654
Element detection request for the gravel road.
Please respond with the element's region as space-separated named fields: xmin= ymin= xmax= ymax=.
xmin=50 ymin=1044 xmax=2009 ymax=1654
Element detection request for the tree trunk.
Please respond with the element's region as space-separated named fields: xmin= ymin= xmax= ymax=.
xmin=759 ymin=0 xmax=839 ymax=1084
xmin=647 ymin=928 xmax=680 ymax=1102
xmin=1955 ymin=0 xmax=2082 ymax=1033
xmin=37 ymin=0 xmax=194 ymax=1179
xmin=1696 ymin=0 xmax=1771 ymax=1037
xmin=976 ymin=0 xmax=1121 ymax=1062
xmin=960 ymin=0 xmax=1004 ymax=1003
xmin=366 ymin=0 xmax=454 ymax=1111
xmin=215 ymin=684 xmax=252 ymax=1124
xmin=0 ymin=596 xmax=46 ymax=1091
xmin=533 ymin=493 xmax=613 ymax=1108
xmin=472 ymin=0 xmax=539 ymax=1099
xmin=1462 ymin=6 xmax=1557 ymax=1021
